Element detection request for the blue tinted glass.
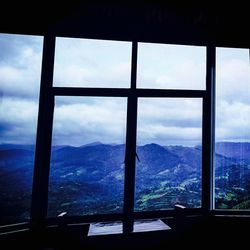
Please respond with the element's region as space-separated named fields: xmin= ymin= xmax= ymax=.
xmin=0 ymin=33 xmax=43 ymax=225
xmin=215 ymin=47 xmax=250 ymax=209
xmin=48 ymin=97 xmax=127 ymax=217
xmin=135 ymin=98 xmax=203 ymax=211
xmin=53 ymin=37 xmax=132 ymax=88
xmin=137 ymin=43 xmax=206 ymax=89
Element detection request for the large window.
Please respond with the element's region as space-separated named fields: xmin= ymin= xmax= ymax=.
xmin=1 ymin=32 xmax=248 ymax=229
xmin=134 ymin=42 xmax=205 ymax=213
xmin=45 ymin=39 xmax=206 ymax=221
xmin=45 ymin=37 xmax=132 ymax=219
xmin=0 ymin=33 xmax=43 ymax=225
xmin=215 ymin=47 xmax=250 ymax=209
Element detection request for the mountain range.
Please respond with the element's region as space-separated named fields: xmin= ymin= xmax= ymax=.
xmin=1 ymin=142 xmax=250 ymax=225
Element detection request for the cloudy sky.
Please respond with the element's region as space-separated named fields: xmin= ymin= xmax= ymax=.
xmin=216 ymin=47 xmax=250 ymax=142
xmin=0 ymin=34 xmax=249 ymax=147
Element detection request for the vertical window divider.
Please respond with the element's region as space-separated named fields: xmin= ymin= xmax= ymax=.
xmin=123 ymin=41 xmax=138 ymax=233
xmin=202 ymin=45 xmax=216 ymax=215
xmin=31 ymin=34 xmax=56 ymax=229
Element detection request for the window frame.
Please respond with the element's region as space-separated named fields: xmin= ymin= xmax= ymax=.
xmin=29 ymin=35 xmax=214 ymax=232
xmin=212 ymin=46 xmax=250 ymax=215
xmin=0 ymin=33 xmax=249 ymax=235
xmin=0 ymin=33 xmax=44 ymax=230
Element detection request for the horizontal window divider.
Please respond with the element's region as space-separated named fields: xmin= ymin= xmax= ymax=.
xmin=0 ymin=228 xmax=30 ymax=236
xmin=44 ymin=209 xmax=204 ymax=226
xmin=53 ymin=87 xmax=131 ymax=97
xmin=133 ymin=210 xmax=175 ymax=219
xmin=133 ymin=208 xmax=203 ymax=219
xmin=52 ymin=87 xmax=206 ymax=98
xmin=0 ymin=222 xmax=30 ymax=233
xmin=136 ymin=89 xmax=206 ymax=98
xmin=46 ymin=214 xmax=124 ymax=225
xmin=212 ymin=210 xmax=250 ymax=216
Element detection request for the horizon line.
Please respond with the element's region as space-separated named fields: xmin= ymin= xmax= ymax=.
xmin=1 ymin=141 xmax=250 ymax=148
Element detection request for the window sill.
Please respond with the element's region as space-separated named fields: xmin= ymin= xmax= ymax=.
xmin=87 ymin=219 xmax=171 ymax=236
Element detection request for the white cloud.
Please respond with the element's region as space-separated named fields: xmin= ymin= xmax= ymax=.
xmin=50 ymin=97 xmax=203 ymax=146
xmin=216 ymin=58 xmax=250 ymax=104
xmin=155 ymin=61 xmax=206 ymax=89
xmin=138 ymin=98 xmax=202 ymax=126
xmin=1 ymin=34 xmax=249 ymax=146
xmin=137 ymin=124 xmax=202 ymax=146
xmin=0 ymin=35 xmax=43 ymax=99
xmin=53 ymin=65 xmax=92 ymax=87
xmin=137 ymin=98 xmax=202 ymax=146
xmin=53 ymin=61 xmax=131 ymax=88
xmin=0 ymin=97 xmax=38 ymax=144
xmin=137 ymin=43 xmax=206 ymax=89
xmin=216 ymin=101 xmax=250 ymax=141
xmin=53 ymin=37 xmax=132 ymax=87
xmin=0 ymin=65 xmax=40 ymax=98
xmin=51 ymin=97 xmax=127 ymax=146
xmin=215 ymin=47 xmax=250 ymax=142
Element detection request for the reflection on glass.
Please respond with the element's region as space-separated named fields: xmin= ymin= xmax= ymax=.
xmin=215 ymin=47 xmax=250 ymax=209
xmin=134 ymin=98 xmax=203 ymax=211
xmin=137 ymin=43 xmax=206 ymax=90
xmin=0 ymin=34 xmax=43 ymax=225
xmin=48 ymin=97 xmax=127 ymax=217
xmin=53 ymin=37 xmax=132 ymax=88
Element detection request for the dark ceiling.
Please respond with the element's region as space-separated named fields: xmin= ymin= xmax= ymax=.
xmin=0 ymin=1 xmax=249 ymax=48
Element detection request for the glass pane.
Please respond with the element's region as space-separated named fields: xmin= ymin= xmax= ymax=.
xmin=137 ymin=43 xmax=206 ymax=89
xmin=215 ymin=47 xmax=250 ymax=209
xmin=0 ymin=33 xmax=43 ymax=225
xmin=53 ymin=37 xmax=132 ymax=88
xmin=135 ymin=98 xmax=202 ymax=211
xmin=48 ymin=97 xmax=127 ymax=217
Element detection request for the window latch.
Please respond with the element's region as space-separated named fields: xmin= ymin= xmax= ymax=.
xmin=136 ymin=152 xmax=140 ymax=162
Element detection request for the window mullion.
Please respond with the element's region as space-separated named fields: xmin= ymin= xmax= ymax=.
xmin=202 ymin=45 xmax=216 ymax=214
xmin=123 ymin=41 xmax=138 ymax=233
xmin=31 ymin=34 xmax=56 ymax=228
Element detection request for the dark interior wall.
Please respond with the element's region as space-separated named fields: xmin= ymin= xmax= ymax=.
xmin=1 ymin=216 xmax=250 ymax=249
xmin=0 ymin=1 xmax=249 ymax=48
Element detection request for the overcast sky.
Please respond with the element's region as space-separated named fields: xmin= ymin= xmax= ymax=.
xmin=0 ymin=34 xmax=249 ymax=146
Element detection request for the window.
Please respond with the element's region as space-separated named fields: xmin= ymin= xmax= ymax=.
xmin=48 ymin=96 xmax=127 ymax=216
xmin=42 ymin=38 xmax=206 ymax=225
xmin=0 ymin=33 xmax=43 ymax=225
xmin=135 ymin=98 xmax=203 ymax=211
xmin=137 ymin=43 xmax=206 ymax=90
xmin=134 ymin=42 xmax=205 ymax=213
xmin=43 ymin=37 xmax=132 ymax=219
xmin=215 ymin=47 xmax=250 ymax=209
xmin=2 ymin=32 xmax=248 ymax=230
xmin=53 ymin=37 xmax=132 ymax=88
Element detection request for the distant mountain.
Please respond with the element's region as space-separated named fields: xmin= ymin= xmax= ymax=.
xmin=167 ymin=145 xmax=202 ymax=169
xmin=1 ymin=141 xmax=250 ymax=222
xmin=0 ymin=148 xmax=33 ymax=159
xmin=0 ymin=148 xmax=34 ymax=175
xmin=0 ymin=144 xmax=35 ymax=151
xmin=79 ymin=141 xmax=103 ymax=148
xmin=215 ymin=142 xmax=250 ymax=162
xmin=137 ymin=143 xmax=181 ymax=173
xmin=50 ymin=143 xmax=125 ymax=182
